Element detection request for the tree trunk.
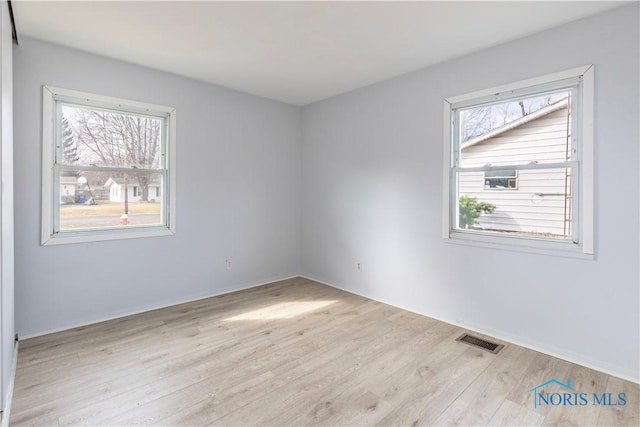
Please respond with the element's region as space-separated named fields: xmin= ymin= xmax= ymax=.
xmin=135 ymin=174 xmax=150 ymax=202
xmin=123 ymin=174 xmax=129 ymax=215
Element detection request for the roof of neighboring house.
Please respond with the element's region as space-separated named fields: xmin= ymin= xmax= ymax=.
xmin=104 ymin=177 xmax=161 ymax=188
xmin=461 ymin=98 xmax=569 ymax=151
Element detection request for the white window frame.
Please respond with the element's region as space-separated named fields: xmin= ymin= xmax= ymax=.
xmin=442 ymin=65 xmax=594 ymax=258
xmin=41 ymin=86 xmax=177 ymax=245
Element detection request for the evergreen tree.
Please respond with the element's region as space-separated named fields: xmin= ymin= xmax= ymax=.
xmin=61 ymin=115 xmax=79 ymax=176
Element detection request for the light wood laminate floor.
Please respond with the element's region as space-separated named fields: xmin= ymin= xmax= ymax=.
xmin=9 ymin=277 xmax=639 ymax=426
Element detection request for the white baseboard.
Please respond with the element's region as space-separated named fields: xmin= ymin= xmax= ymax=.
xmin=300 ymin=273 xmax=639 ymax=384
xmin=19 ymin=274 xmax=299 ymax=340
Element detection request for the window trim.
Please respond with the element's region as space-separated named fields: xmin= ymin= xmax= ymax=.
xmin=442 ymin=65 xmax=594 ymax=257
xmin=41 ymin=86 xmax=177 ymax=246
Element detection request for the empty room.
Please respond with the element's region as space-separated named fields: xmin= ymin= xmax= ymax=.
xmin=0 ymin=1 xmax=637 ymax=426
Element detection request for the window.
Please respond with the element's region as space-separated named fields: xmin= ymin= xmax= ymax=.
xmin=443 ymin=66 xmax=593 ymax=256
xmin=42 ymin=86 xmax=176 ymax=245
xmin=484 ymin=169 xmax=517 ymax=189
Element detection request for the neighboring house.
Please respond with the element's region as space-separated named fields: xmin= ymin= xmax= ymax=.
xmin=459 ymin=99 xmax=572 ymax=237
xmin=59 ymin=176 xmax=77 ymax=204
xmin=104 ymin=177 xmax=162 ymax=203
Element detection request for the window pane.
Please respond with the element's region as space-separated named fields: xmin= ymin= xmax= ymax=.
xmin=60 ymin=105 xmax=163 ymax=169
xmin=484 ymin=178 xmax=517 ymax=189
xmin=458 ymin=90 xmax=572 ymax=168
xmin=483 ymin=169 xmax=517 ymax=189
xmin=58 ymin=170 xmax=163 ymax=231
xmin=457 ymin=167 xmax=573 ymax=240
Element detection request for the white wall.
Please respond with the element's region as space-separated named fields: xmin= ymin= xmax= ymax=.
xmin=301 ymin=4 xmax=639 ymax=381
xmin=13 ymin=38 xmax=301 ymax=337
xmin=0 ymin=0 xmax=13 ymax=409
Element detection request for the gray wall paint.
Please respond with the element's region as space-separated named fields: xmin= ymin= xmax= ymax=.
xmin=1 ymin=0 xmax=15 ymax=408
xmin=301 ymin=4 xmax=639 ymax=381
xmin=14 ymin=38 xmax=301 ymax=337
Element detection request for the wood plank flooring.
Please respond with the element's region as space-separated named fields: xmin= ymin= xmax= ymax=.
xmin=9 ymin=277 xmax=640 ymax=426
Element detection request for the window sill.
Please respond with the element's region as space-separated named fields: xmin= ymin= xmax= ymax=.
xmin=41 ymin=226 xmax=174 ymax=246
xmin=444 ymin=230 xmax=594 ymax=260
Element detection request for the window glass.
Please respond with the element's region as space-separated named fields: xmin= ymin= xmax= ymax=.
xmin=454 ymin=91 xmax=574 ymax=240
xmin=42 ymin=86 xmax=175 ymax=245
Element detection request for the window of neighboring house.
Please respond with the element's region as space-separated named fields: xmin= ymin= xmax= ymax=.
xmin=156 ymin=187 xmax=160 ymax=198
xmin=41 ymin=86 xmax=176 ymax=245
xmin=443 ymin=65 xmax=594 ymax=257
xmin=484 ymin=169 xmax=517 ymax=189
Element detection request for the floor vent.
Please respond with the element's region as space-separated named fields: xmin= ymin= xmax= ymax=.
xmin=456 ymin=333 xmax=504 ymax=354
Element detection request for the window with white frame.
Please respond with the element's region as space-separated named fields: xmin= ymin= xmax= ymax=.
xmin=42 ymin=86 xmax=176 ymax=245
xmin=443 ymin=66 xmax=593 ymax=256
xmin=484 ymin=169 xmax=517 ymax=190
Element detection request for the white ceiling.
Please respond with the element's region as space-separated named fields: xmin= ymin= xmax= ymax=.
xmin=13 ymin=1 xmax=626 ymax=106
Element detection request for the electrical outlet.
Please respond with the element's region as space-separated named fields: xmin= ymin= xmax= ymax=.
xmin=356 ymin=262 xmax=362 ymax=272
xmin=225 ymin=259 xmax=232 ymax=270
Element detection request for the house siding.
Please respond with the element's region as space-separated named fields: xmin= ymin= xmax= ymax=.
xmin=459 ymin=107 xmax=572 ymax=236
xmin=108 ymin=183 xmax=161 ymax=203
